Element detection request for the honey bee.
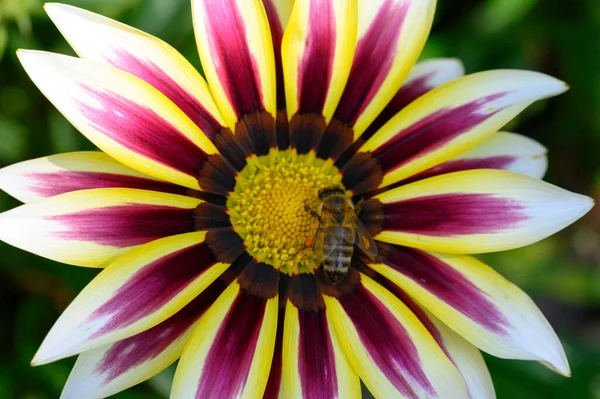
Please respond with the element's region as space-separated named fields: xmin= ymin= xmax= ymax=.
xmin=306 ymin=188 xmax=378 ymax=284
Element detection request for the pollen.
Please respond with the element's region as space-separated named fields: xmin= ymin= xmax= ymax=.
xmin=227 ymin=149 xmax=342 ymax=274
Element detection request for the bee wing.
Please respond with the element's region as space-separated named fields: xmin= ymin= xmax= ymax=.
xmin=354 ymin=217 xmax=378 ymax=258
xmin=341 ymin=209 xmax=357 ymax=243
xmin=314 ymin=213 xmax=338 ymax=260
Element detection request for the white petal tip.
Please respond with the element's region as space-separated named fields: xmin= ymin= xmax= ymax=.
xmin=539 ymin=358 xmax=571 ymax=377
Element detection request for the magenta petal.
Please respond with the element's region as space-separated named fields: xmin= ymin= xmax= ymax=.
xmin=25 ymin=170 xmax=187 ymax=198
xmin=47 ymin=204 xmax=195 ymax=247
xmin=379 ymin=244 xmax=508 ymax=334
xmin=201 ymin=0 xmax=265 ymax=117
xmin=78 ymin=86 xmax=209 ymax=178
xmin=109 ymin=51 xmax=223 ymax=140
xmin=339 ymin=283 xmax=434 ymax=397
xmin=96 ymin=280 xmax=224 ymax=383
xmin=89 ymin=243 xmax=218 ymax=336
xmin=334 ymin=0 xmax=408 ymax=125
xmin=382 ymin=193 xmax=527 ymax=236
xmin=373 ymin=93 xmax=508 ymax=175
xmin=195 ymin=291 xmax=268 ymax=398
xmin=296 ymin=0 xmax=336 ymax=115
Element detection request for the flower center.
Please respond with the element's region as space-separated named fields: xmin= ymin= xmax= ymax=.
xmin=227 ymin=149 xmax=343 ymax=274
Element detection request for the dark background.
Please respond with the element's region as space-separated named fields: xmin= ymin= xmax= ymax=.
xmin=0 ymin=0 xmax=599 ymax=397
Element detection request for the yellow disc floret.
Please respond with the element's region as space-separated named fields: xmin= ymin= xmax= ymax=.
xmin=228 ymin=149 xmax=342 ymax=274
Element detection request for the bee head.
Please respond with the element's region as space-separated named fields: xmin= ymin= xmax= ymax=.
xmin=318 ymin=187 xmax=344 ymax=200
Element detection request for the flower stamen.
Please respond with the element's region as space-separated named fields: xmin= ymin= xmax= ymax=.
xmin=228 ymin=149 xmax=342 ymax=274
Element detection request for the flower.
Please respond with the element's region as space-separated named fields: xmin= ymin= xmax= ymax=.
xmin=0 ymin=0 xmax=593 ymax=398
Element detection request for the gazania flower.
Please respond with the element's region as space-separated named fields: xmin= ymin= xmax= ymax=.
xmin=0 ymin=0 xmax=593 ymax=398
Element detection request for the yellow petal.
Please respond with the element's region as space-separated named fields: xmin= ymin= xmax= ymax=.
xmin=282 ymin=0 xmax=357 ymax=121
xmin=45 ymin=3 xmax=226 ymax=140
xmin=18 ymin=50 xmax=218 ymax=190
xmin=32 ymin=232 xmax=228 ymax=364
xmin=0 ymin=151 xmax=186 ymax=203
xmin=172 ymin=281 xmax=278 ymax=398
xmin=0 ymin=188 xmax=201 ymax=267
xmin=360 ymin=70 xmax=568 ymax=188
xmin=192 ymin=0 xmax=277 ymax=129
xmin=374 ymin=169 xmax=593 ymax=254
xmin=371 ymin=246 xmax=571 ymax=375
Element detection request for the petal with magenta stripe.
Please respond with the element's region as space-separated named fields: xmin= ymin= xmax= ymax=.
xmin=61 ymin=280 xmax=226 ymax=399
xmin=282 ymin=0 xmax=357 ymax=121
xmin=370 ymin=244 xmax=571 ymax=376
xmin=364 ymin=58 xmax=465 ymax=141
xmin=45 ymin=3 xmax=226 ymax=140
xmin=334 ymin=0 xmax=436 ymax=138
xmin=373 ymin=169 xmax=593 ymax=254
xmin=358 ymin=70 xmax=568 ymax=188
xmin=263 ymin=0 xmax=293 ymax=110
xmin=399 ymin=132 xmax=548 ymax=185
xmin=172 ymin=281 xmax=279 ymax=398
xmin=0 ymin=152 xmax=188 ymax=203
xmin=32 ymin=231 xmax=228 ymax=365
xmin=281 ymin=274 xmax=360 ymax=399
xmin=0 ymin=188 xmax=201 ymax=267
xmin=192 ymin=0 xmax=277 ymax=129
xmin=380 ymin=278 xmax=495 ymax=398
xmin=17 ymin=50 xmax=218 ymax=190
xmin=324 ymin=274 xmax=467 ymax=398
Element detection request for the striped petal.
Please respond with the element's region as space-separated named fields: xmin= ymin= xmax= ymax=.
xmin=364 ymin=58 xmax=465 ymax=141
xmin=32 ymin=231 xmax=228 ymax=365
xmin=324 ymin=273 xmax=467 ymax=398
xmin=172 ymin=281 xmax=278 ymax=398
xmin=192 ymin=0 xmax=277 ymax=129
xmin=333 ymin=0 xmax=436 ymax=138
xmin=61 ymin=280 xmax=225 ymax=399
xmin=371 ymin=169 xmax=593 ymax=254
xmin=399 ymin=132 xmax=548 ymax=185
xmin=382 ymin=280 xmax=495 ymax=398
xmin=17 ymin=50 xmax=218 ymax=190
xmin=45 ymin=3 xmax=226 ymax=140
xmin=0 ymin=188 xmax=201 ymax=267
xmin=281 ymin=274 xmax=360 ymax=398
xmin=370 ymin=244 xmax=571 ymax=375
xmin=357 ymin=70 xmax=568 ymax=189
xmin=0 ymin=152 xmax=188 ymax=203
xmin=263 ymin=0 xmax=294 ymax=110
xmin=282 ymin=0 xmax=357 ymax=121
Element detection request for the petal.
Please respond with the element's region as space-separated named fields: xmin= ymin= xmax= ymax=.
xmin=333 ymin=0 xmax=436 ymax=138
xmin=370 ymin=244 xmax=571 ymax=375
xmin=262 ymin=0 xmax=294 ymax=110
xmin=281 ymin=274 xmax=360 ymax=398
xmin=324 ymin=273 xmax=467 ymax=398
xmin=192 ymin=0 xmax=277 ymax=129
xmin=400 ymin=132 xmax=548 ymax=185
xmin=364 ymin=58 xmax=465 ymax=141
xmin=17 ymin=50 xmax=218 ymax=190
xmin=61 ymin=280 xmax=225 ymax=399
xmin=32 ymin=231 xmax=228 ymax=365
xmin=282 ymin=0 xmax=357 ymax=121
xmin=0 ymin=188 xmax=201 ymax=267
xmin=358 ymin=70 xmax=568 ymax=189
xmin=263 ymin=305 xmax=285 ymax=399
xmin=171 ymin=281 xmax=279 ymax=398
xmin=0 ymin=151 xmax=188 ymax=203
xmin=45 ymin=3 xmax=226 ymax=140
xmin=372 ymin=169 xmax=593 ymax=254
xmin=382 ymin=279 xmax=495 ymax=398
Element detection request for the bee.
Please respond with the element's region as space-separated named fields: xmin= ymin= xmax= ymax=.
xmin=306 ymin=187 xmax=378 ymax=284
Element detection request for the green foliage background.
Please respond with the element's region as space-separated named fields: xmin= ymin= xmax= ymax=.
xmin=0 ymin=0 xmax=599 ymax=398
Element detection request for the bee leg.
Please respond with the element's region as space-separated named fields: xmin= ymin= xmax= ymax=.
xmin=354 ymin=198 xmax=364 ymax=214
xmin=304 ymin=204 xmax=321 ymax=220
